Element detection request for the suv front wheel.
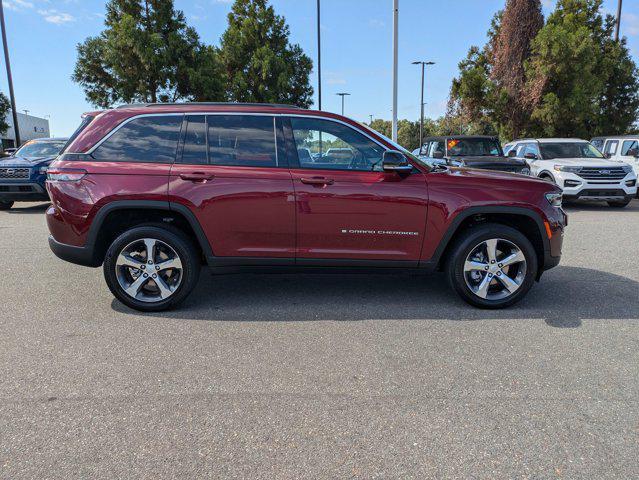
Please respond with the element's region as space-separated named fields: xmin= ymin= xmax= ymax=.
xmin=446 ymin=224 xmax=538 ymax=309
xmin=103 ymin=225 xmax=201 ymax=312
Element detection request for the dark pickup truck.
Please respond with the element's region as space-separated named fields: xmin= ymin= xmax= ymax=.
xmin=413 ymin=135 xmax=530 ymax=175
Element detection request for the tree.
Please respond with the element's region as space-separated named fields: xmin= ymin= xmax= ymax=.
xmin=219 ymin=0 xmax=313 ymax=108
xmin=73 ymin=0 xmax=224 ymax=107
xmin=526 ymin=0 xmax=639 ymax=137
xmin=0 ymin=93 xmax=10 ymax=137
xmin=490 ymin=0 xmax=544 ymax=138
xmin=449 ymin=2 xmax=544 ymax=138
xmin=369 ymin=118 xmax=444 ymax=150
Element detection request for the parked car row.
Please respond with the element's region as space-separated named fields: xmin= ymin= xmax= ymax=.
xmin=412 ymin=134 xmax=637 ymax=208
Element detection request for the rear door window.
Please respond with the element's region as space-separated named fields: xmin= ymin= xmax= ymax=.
xmin=207 ymin=115 xmax=279 ymax=167
xmin=180 ymin=115 xmax=207 ymax=165
xmin=92 ymin=115 xmax=183 ymax=163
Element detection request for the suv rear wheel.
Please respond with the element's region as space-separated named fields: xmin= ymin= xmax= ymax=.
xmin=446 ymin=224 xmax=538 ymax=309
xmin=103 ymin=225 xmax=201 ymax=312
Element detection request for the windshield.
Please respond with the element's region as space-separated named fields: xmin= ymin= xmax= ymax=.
xmin=15 ymin=141 xmax=66 ymax=158
xmin=447 ymin=138 xmax=502 ymax=157
xmin=540 ymin=142 xmax=604 ymax=159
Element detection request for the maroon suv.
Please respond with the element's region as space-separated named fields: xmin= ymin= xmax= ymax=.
xmin=46 ymin=103 xmax=566 ymax=311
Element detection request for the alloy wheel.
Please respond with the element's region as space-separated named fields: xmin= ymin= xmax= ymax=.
xmin=115 ymin=238 xmax=183 ymax=303
xmin=463 ymin=238 xmax=527 ymax=301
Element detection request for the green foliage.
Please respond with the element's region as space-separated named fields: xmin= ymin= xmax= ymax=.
xmin=219 ymin=0 xmax=313 ymax=107
xmin=368 ymin=118 xmax=448 ymax=150
xmin=526 ymin=0 xmax=639 ymax=137
xmin=0 ymin=93 xmax=11 ymax=137
xmin=448 ymin=0 xmax=639 ymax=140
xmin=73 ymin=0 xmax=224 ymax=107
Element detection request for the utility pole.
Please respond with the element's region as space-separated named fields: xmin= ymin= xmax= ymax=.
xmin=369 ymin=114 xmax=373 ymax=124
xmin=392 ymin=0 xmax=398 ymax=142
xmin=412 ymin=61 xmax=435 ymax=149
xmin=614 ymin=0 xmax=623 ymax=42
xmin=336 ymin=92 xmax=350 ymax=116
xmin=317 ymin=0 xmax=322 ymax=110
xmin=0 ymin=1 xmax=20 ymax=147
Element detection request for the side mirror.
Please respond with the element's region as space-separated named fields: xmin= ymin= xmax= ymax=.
xmin=524 ymin=153 xmax=538 ymax=160
xmin=382 ymin=150 xmax=413 ymax=173
xmin=432 ymin=151 xmax=445 ymax=159
xmin=604 ymin=152 xmax=612 ymax=159
xmin=507 ymin=150 xmax=517 ymax=157
xmin=627 ymin=148 xmax=639 ymax=157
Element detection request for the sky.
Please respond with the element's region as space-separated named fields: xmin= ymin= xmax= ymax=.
xmin=1 ymin=0 xmax=638 ymax=136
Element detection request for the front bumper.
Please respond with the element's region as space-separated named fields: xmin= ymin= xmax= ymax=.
xmin=556 ymin=171 xmax=637 ymax=201
xmin=0 ymin=182 xmax=49 ymax=201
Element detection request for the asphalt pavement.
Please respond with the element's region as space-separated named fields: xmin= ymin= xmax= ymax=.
xmin=1 ymin=200 xmax=638 ymax=479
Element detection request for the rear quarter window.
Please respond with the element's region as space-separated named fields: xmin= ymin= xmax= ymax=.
xmin=92 ymin=115 xmax=183 ymax=163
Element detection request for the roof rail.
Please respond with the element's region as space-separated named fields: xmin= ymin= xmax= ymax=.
xmin=116 ymin=102 xmax=303 ymax=110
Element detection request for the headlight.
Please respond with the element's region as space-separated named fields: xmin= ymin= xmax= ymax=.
xmin=545 ymin=192 xmax=563 ymax=207
xmin=520 ymin=167 xmax=531 ymax=175
xmin=554 ymin=165 xmax=582 ymax=173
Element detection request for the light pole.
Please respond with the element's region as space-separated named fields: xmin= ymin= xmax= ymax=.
xmin=336 ymin=92 xmax=350 ymax=116
xmin=369 ymin=114 xmax=373 ymax=124
xmin=412 ymin=61 xmax=435 ymax=149
xmin=0 ymin=0 xmax=20 ymax=147
xmin=45 ymin=114 xmax=52 ymax=136
xmin=615 ymin=0 xmax=623 ymax=42
xmin=317 ymin=0 xmax=322 ymax=110
xmin=391 ymin=0 xmax=398 ymax=142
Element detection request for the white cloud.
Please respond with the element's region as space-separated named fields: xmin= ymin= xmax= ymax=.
xmin=4 ymin=0 xmax=34 ymax=11
xmin=38 ymin=9 xmax=75 ymax=24
xmin=369 ymin=19 xmax=385 ymax=28
xmin=326 ymin=72 xmax=346 ymax=85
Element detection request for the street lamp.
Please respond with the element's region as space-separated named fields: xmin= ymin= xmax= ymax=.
xmin=412 ymin=60 xmax=435 ymax=149
xmin=392 ymin=0 xmax=398 ymax=142
xmin=317 ymin=0 xmax=322 ymax=110
xmin=615 ymin=0 xmax=623 ymax=42
xmin=0 ymin=1 xmax=20 ymax=146
xmin=336 ymin=92 xmax=350 ymax=116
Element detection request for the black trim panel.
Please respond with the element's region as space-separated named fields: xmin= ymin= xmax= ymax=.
xmin=48 ymin=235 xmax=100 ymax=267
xmin=420 ymin=205 xmax=553 ymax=269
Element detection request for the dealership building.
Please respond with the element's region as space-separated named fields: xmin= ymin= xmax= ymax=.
xmin=1 ymin=112 xmax=50 ymax=149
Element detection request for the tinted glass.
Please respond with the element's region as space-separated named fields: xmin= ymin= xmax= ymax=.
xmin=621 ymin=140 xmax=638 ymax=156
xmin=290 ymin=117 xmax=385 ymax=171
xmin=428 ymin=141 xmax=445 ymax=157
xmin=591 ymin=139 xmax=604 ymax=150
xmin=181 ymin=115 xmax=207 ymax=164
xmin=15 ymin=141 xmax=66 ymax=158
xmin=207 ymin=115 xmax=277 ymax=167
xmin=446 ymin=138 xmax=502 ymax=156
xmin=93 ymin=115 xmax=182 ymax=163
xmin=540 ymin=142 xmax=604 ymax=159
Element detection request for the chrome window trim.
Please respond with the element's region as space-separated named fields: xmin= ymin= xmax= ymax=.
xmin=85 ymin=111 xmax=392 ymax=157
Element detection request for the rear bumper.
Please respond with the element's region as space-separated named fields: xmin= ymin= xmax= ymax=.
xmin=48 ymin=235 xmax=100 ymax=267
xmin=0 ymin=182 xmax=49 ymax=201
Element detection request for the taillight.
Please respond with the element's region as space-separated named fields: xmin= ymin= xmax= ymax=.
xmin=47 ymin=168 xmax=87 ymax=182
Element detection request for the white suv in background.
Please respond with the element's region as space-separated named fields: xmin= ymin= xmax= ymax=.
xmin=591 ymin=136 xmax=639 ymax=179
xmin=504 ymin=138 xmax=637 ymax=208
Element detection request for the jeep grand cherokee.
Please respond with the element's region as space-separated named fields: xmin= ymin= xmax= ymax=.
xmin=46 ymin=103 xmax=566 ymax=311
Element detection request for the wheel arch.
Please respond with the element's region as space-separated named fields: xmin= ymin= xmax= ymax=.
xmin=424 ymin=206 xmax=550 ymax=279
xmin=86 ymin=200 xmax=213 ymax=266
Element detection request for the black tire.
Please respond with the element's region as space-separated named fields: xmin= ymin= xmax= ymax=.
xmin=0 ymin=200 xmax=14 ymax=210
xmin=539 ymin=173 xmax=556 ymax=184
xmin=446 ymin=223 xmax=538 ymax=309
xmin=607 ymin=199 xmax=632 ymax=208
xmin=103 ymin=225 xmax=201 ymax=312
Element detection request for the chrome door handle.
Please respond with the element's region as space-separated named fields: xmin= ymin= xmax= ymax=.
xmin=300 ymin=177 xmax=334 ymax=185
xmin=179 ymin=172 xmax=214 ymax=183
